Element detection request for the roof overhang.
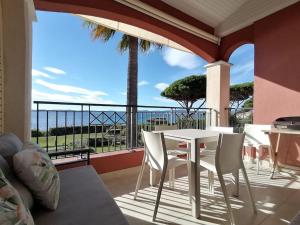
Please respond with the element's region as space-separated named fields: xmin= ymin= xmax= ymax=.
xmin=114 ymin=0 xmax=221 ymax=45
xmin=78 ymin=15 xmax=193 ymax=53
xmin=117 ymin=0 xmax=300 ymax=38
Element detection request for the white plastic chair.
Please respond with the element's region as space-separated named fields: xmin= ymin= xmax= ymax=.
xmin=203 ymin=126 xmax=234 ymax=192
xmin=243 ymin=124 xmax=271 ymax=174
xmin=200 ymin=133 xmax=257 ymax=225
xmin=205 ymin=126 xmax=234 ymax=150
xmin=134 ymin=130 xmax=191 ymax=221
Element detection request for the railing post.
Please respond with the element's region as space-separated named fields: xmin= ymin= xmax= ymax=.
xmin=126 ymin=105 xmax=131 ymax=149
xmin=88 ymin=105 xmax=91 ymax=149
xmin=36 ymin=102 xmax=39 ymax=144
xmin=130 ymin=105 xmax=137 ymax=149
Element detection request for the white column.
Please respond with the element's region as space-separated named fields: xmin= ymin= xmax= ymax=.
xmin=205 ymin=60 xmax=230 ymax=127
xmin=2 ymin=0 xmax=36 ymax=141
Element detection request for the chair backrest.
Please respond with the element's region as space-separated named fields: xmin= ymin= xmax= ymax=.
xmin=207 ymin=126 xmax=234 ymax=133
xmin=142 ymin=130 xmax=167 ymax=172
xmin=215 ymin=133 xmax=245 ymax=174
xmin=205 ymin=126 xmax=234 ymax=149
xmin=154 ymin=125 xmax=179 ymax=150
xmin=244 ymin=124 xmax=271 ymax=147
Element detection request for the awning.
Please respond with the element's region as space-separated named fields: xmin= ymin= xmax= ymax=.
xmin=78 ymin=15 xmax=193 ymax=53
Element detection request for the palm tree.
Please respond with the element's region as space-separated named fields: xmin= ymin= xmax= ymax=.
xmin=83 ymin=21 xmax=162 ymax=148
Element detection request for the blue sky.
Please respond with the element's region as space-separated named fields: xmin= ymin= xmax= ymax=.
xmin=32 ymin=11 xmax=254 ymax=108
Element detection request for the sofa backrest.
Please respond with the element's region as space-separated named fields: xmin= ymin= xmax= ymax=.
xmin=0 ymin=133 xmax=34 ymax=209
xmin=0 ymin=133 xmax=23 ymax=169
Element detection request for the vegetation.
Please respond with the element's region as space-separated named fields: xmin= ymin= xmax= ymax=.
xmin=31 ymin=129 xmax=46 ymax=138
xmin=230 ymin=82 xmax=253 ymax=108
xmin=83 ymin=20 xmax=163 ymax=148
xmin=161 ymin=75 xmax=206 ymax=116
xmin=31 ymin=133 xmax=125 ymax=154
xmin=243 ymin=97 xmax=253 ymax=108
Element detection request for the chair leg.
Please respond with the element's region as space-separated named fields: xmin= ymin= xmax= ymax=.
xmin=186 ymin=161 xmax=192 ymax=203
xmin=208 ymin=171 xmax=214 ymax=194
xmin=218 ymin=172 xmax=236 ymax=225
xmin=256 ymin=152 xmax=260 ymax=175
xmin=208 ymin=171 xmax=211 ymax=193
xmin=172 ymin=168 xmax=176 ymax=189
xmin=153 ymin=168 xmax=167 ymax=221
xmin=241 ymin=165 xmax=257 ymax=213
xmin=169 ymin=169 xmax=175 ymax=189
xmin=232 ymin=170 xmax=239 ymax=197
xmin=169 ymin=169 xmax=173 ymax=188
xmin=134 ymin=159 xmax=146 ymax=200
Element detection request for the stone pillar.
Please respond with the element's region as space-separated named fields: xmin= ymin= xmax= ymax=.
xmin=2 ymin=0 xmax=35 ymax=141
xmin=205 ymin=61 xmax=230 ymax=127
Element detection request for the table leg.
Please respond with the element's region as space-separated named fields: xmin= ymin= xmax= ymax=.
xmin=190 ymin=139 xmax=200 ymax=218
xmin=270 ymin=133 xmax=281 ymax=179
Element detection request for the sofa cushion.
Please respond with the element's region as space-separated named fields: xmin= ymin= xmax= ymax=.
xmin=0 ymin=133 xmax=23 ymax=166
xmin=0 ymin=169 xmax=34 ymax=225
xmin=290 ymin=211 xmax=300 ymax=225
xmin=0 ymin=155 xmax=34 ymax=210
xmin=32 ymin=166 xmax=129 ymax=225
xmin=13 ymin=148 xmax=60 ymax=210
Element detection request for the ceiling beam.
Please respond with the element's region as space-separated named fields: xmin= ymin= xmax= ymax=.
xmin=114 ymin=0 xmax=220 ymax=45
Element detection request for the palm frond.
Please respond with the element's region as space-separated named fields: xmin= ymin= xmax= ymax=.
xmin=83 ymin=20 xmax=116 ymax=42
xmin=139 ymin=40 xmax=163 ymax=53
xmin=139 ymin=40 xmax=151 ymax=52
xmin=118 ymin=35 xmax=130 ymax=53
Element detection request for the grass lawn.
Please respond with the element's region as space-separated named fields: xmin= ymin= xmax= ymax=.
xmin=31 ymin=133 xmax=128 ymax=153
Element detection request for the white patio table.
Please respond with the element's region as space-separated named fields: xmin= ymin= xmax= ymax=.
xmin=154 ymin=128 xmax=220 ymax=219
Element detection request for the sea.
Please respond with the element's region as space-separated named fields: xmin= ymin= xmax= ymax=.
xmin=31 ymin=110 xmax=194 ymax=131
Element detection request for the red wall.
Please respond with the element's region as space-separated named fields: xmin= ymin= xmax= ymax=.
xmin=56 ymin=149 xmax=144 ymax=174
xmin=253 ymin=2 xmax=300 ymax=123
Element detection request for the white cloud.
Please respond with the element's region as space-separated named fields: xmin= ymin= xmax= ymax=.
xmin=138 ymin=80 xmax=149 ymax=86
xmin=32 ymin=89 xmax=115 ymax=109
xmin=231 ymin=61 xmax=254 ymax=84
xmin=155 ymin=83 xmax=169 ymax=91
xmin=121 ymin=92 xmax=126 ymax=96
xmin=32 ymin=69 xmax=53 ymax=79
xmin=162 ymin=48 xmax=203 ymax=69
xmin=44 ymin=67 xmax=66 ymax=75
xmin=35 ymin=79 xmax=107 ymax=96
xmin=231 ymin=61 xmax=254 ymax=75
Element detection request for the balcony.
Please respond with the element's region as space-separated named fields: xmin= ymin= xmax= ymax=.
xmin=102 ymin=162 xmax=300 ymax=225
xmin=31 ymin=101 xmax=300 ymax=225
xmin=2 ymin=0 xmax=300 ymax=224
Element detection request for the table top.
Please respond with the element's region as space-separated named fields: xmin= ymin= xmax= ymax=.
xmin=155 ymin=129 xmax=220 ymax=142
xmin=263 ymin=128 xmax=300 ymax=135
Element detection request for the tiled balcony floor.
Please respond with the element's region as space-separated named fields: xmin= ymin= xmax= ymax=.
xmin=101 ymin=162 xmax=300 ymax=225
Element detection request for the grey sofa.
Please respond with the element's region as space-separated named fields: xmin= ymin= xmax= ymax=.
xmin=0 ymin=133 xmax=129 ymax=225
xmin=290 ymin=212 xmax=300 ymax=225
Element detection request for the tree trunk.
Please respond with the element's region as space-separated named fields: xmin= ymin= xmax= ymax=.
xmin=126 ymin=36 xmax=138 ymax=149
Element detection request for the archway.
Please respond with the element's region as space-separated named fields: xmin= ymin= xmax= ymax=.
xmin=34 ymin=0 xmax=218 ymax=62
xmin=228 ymin=43 xmax=254 ymax=128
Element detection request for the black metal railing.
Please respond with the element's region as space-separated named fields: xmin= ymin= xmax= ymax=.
xmin=33 ymin=101 xmax=211 ymax=156
xmin=226 ymin=107 xmax=253 ymax=132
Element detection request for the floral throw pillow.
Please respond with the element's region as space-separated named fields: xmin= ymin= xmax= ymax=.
xmin=13 ymin=148 xmax=60 ymax=210
xmin=0 ymin=169 xmax=34 ymax=225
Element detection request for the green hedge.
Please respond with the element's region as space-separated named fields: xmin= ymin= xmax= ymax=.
xmin=31 ymin=130 xmax=45 ymax=137
xmin=48 ymin=125 xmax=106 ymax=136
